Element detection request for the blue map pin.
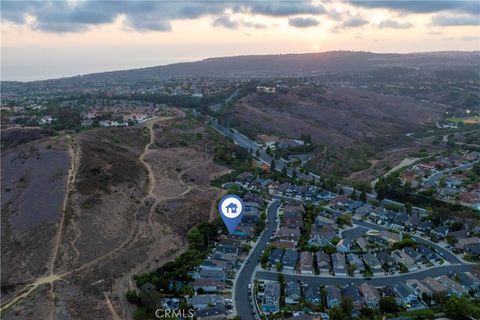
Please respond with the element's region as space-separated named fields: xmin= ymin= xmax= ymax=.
xmin=218 ymin=194 xmax=244 ymax=234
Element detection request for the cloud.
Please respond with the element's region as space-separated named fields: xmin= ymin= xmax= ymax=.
xmin=342 ymin=17 xmax=369 ymax=28
xmin=241 ymin=2 xmax=326 ymax=17
xmin=430 ymin=14 xmax=480 ymax=26
xmin=212 ymin=16 xmax=238 ymax=29
xmin=212 ymin=15 xmax=267 ymax=30
xmin=288 ymin=17 xmax=320 ymax=28
xmin=378 ymin=19 xmax=412 ymax=29
xmin=348 ymin=1 xmax=479 ymax=15
xmin=0 ymin=0 xmax=323 ymax=33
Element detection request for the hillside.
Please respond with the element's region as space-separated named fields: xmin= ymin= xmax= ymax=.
xmin=220 ymin=85 xmax=448 ymax=178
xmin=4 ymin=51 xmax=479 ymax=84
xmin=1 ymin=118 xmax=229 ymax=319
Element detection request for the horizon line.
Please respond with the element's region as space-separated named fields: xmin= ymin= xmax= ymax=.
xmin=2 ymin=49 xmax=479 ymax=83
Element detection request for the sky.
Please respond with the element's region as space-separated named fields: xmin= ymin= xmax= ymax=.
xmin=1 ymin=0 xmax=479 ymax=81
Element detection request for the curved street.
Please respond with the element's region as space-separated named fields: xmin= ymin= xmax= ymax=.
xmin=256 ymin=263 xmax=473 ymax=287
xmin=234 ymin=200 xmax=281 ymax=320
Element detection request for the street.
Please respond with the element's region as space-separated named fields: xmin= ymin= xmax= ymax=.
xmin=234 ymin=200 xmax=281 ymax=320
xmin=256 ymin=264 xmax=472 ymax=287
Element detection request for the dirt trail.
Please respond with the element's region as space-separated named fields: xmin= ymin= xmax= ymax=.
xmin=49 ymin=137 xmax=80 ymax=275
xmin=0 ymin=275 xmax=64 ymax=313
xmin=1 ymin=116 xmax=224 ymax=318
xmin=141 ymin=117 xmax=175 ymax=197
xmin=104 ymin=292 xmax=122 ymax=320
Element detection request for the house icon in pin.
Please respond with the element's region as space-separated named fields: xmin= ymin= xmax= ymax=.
xmin=226 ymin=202 xmax=238 ymax=214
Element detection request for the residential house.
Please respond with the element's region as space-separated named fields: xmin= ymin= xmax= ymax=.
xmin=431 ymin=226 xmax=449 ymax=239
xmin=422 ymin=277 xmax=447 ymax=294
xmin=193 ymin=279 xmax=226 ymax=293
xmin=216 ymin=243 xmax=239 ymax=255
xmin=200 ymin=260 xmax=226 ymax=272
xmin=188 ymin=295 xmax=225 ymax=309
xmin=309 ymin=226 xmax=337 ymax=247
xmin=196 ymin=306 xmax=227 ymax=320
xmin=358 ymin=283 xmax=381 ymax=308
xmin=325 ymin=285 xmax=342 ymax=309
xmin=394 ymin=283 xmax=418 ymax=307
xmin=406 ymin=279 xmax=432 ymax=298
xmin=376 ymin=251 xmax=397 ymax=273
xmin=437 ymin=275 xmax=466 ymax=296
xmin=276 ymin=227 xmax=301 ymax=243
xmin=346 ymin=253 xmax=365 ymax=274
xmin=417 ymin=245 xmax=437 ymax=261
xmin=449 ymin=229 xmax=469 ymax=240
xmin=392 ymin=249 xmax=417 ymax=271
xmin=362 ymin=253 xmax=383 ymax=273
xmin=379 ymin=230 xmax=402 ymax=244
xmin=199 ymin=270 xmax=227 ymax=282
xmin=336 ymin=238 xmax=353 ymax=253
xmin=403 ymin=247 xmax=423 ymax=264
xmin=282 ymin=211 xmax=304 ymax=229
xmin=317 ymin=190 xmax=335 ymax=201
xmin=268 ymin=249 xmax=284 ymax=265
xmin=355 ymin=204 xmax=375 ymax=217
xmin=285 ymin=282 xmax=301 ymax=305
xmin=273 ymin=239 xmax=296 ymax=250
xmin=304 ymin=284 xmax=321 ymax=304
xmin=465 ymin=243 xmax=480 ymax=258
xmin=457 ymin=237 xmax=480 ymax=250
xmin=331 ymin=253 xmax=347 ymax=276
xmin=417 ymin=221 xmax=434 ymax=234
xmin=455 ymin=272 xmax=480 ymax=291
xmin=342 ymin=284 xmax=363 ymax=310
xmin=299 ymin=252 xmax=314 ymax=274
xmin=282 ymin=250 xmax=299 ymax=271
xmin=262 ymin=281 xmax=281 ymax=314
xmin=356 ymin=237 xmax=369 ymax=252
xmin=315 ymin=251 xmax=331 ymax=273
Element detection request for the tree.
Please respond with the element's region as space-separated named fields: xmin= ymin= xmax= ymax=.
xmin=340 ymin=297 xmax=353 ymax=316
xmin=282 ymin=166 xmax=287 ymax=176
xmin=451 ymin=221 xmax=463 ymax=231
xmin=359 ymin=191 xmax=367 ymax=202
xmin=270 ymin=159 xmax=276 ymax=171
xmin=133 ymin=307 xmax=148 ymax=320
xmin=379 ymin=296 xmax=399 ymax=313
xmin=350 ymin=189 xmax=358 ymax=200
xmin=444 ymin=295 xmax=480 ymax=320
xmin=292 ymin=168 xmax=297 ymax=179
xmin=433 ymin=292 xmax=449 ymax=305
xmin=125 ymin=290 xmax=141 ymax=305
xmin=405 ymin=202 xmax=413 ymax=214
xmin=472 ymin=162 xmax=480 ymax=176
xmin=277 ymin=272 xmax=284 ymax=284
xmin=446 ymin=234 xmax=458 ymax=245
xmin=275 ymin=262 xmax=283 ymax=272
xmin=266 ymin=146 xmax=272 ymax=156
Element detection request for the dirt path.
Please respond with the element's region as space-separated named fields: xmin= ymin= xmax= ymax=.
xmin=104 ymin=292 xmax=122 ymax=320
xmin=0 ymin=275 xmax=64 ymax=313
xmin=49 ymin=137 xmax=80 ymax=275
xmin=370 ymin=157 xmax=421 ymax=189
xmin=140 ymin=117 xmax=175 ymax=197
xmin=1 ymin=116 xmax=224 ymax=318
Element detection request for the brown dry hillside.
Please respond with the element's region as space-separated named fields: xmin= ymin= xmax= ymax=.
xmin=223 ymin=86 xmax=446 ymax=147
xmin=1 ymin=129 xmax=69 ymax=300
xmin=1 ymin=117 xmax=229 ymax=320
